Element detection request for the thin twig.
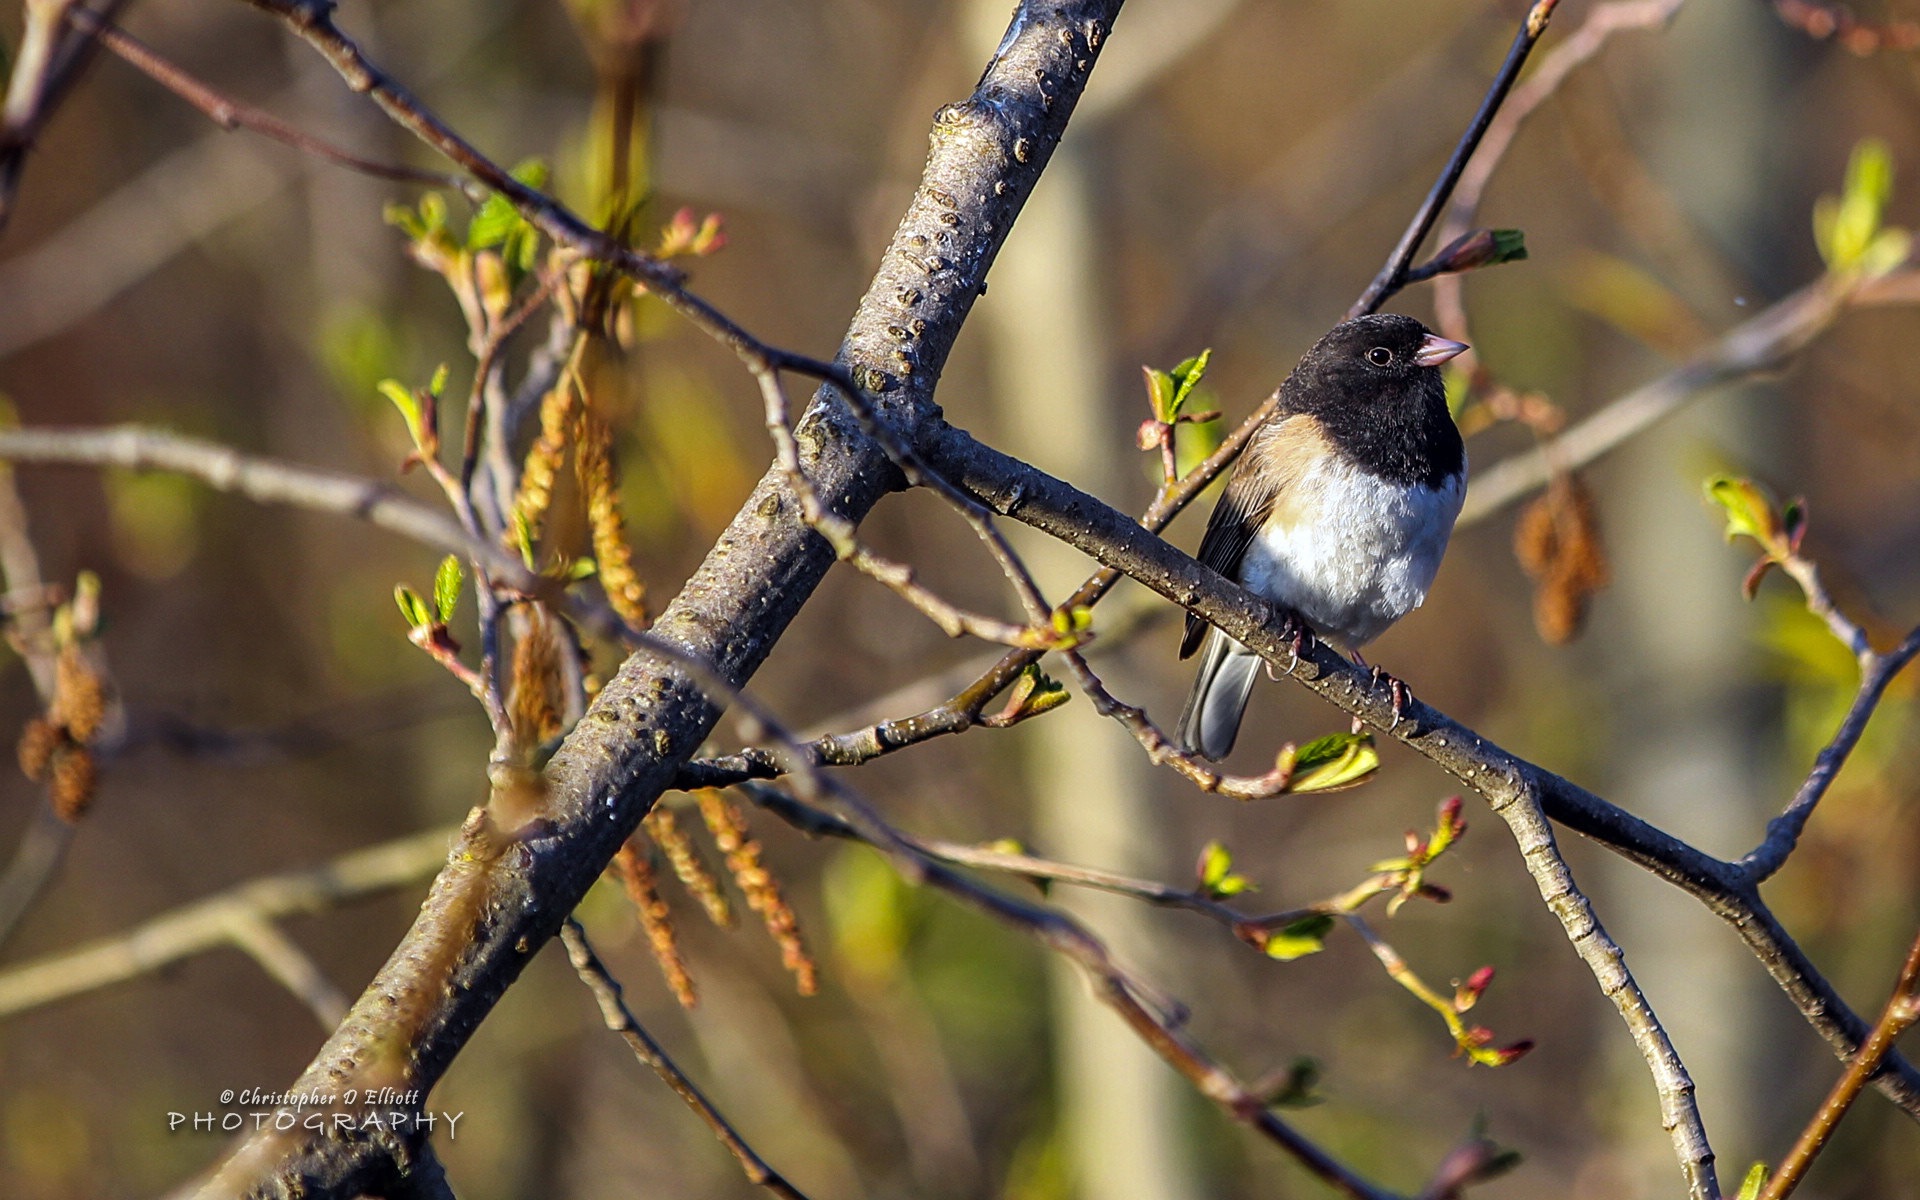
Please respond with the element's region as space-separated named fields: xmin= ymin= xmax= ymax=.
xmin=0 ymin=0 xmax=135 ymax=235
xmin=1055 ymin=647 xmax=1311 ymax=800
xmin=69 ymin=8 xmax=477 ymax=197
xmin=1742 ymin=623 xmax=1920 ymax=880
xmin=1757 ymin=924 xmax=1920 ymax=1200
xmin=1347 ymin=0 xmax=1566 ymax=318
xmin=756 ymin=368 xmax=1061 ymax=647
xmin=560 ymin=921 xmax=812 ymax=1200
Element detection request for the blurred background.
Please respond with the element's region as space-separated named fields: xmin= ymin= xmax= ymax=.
xmin=1 ymin=0 xmax=1918 ymax=1196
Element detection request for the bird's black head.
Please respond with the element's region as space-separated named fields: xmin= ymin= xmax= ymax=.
xmin=1279 ymin=313 xmax=1467 ymax=489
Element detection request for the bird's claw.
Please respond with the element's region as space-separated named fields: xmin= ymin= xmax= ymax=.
xmin=1383 ymin=673 xmax=1412 ymax=734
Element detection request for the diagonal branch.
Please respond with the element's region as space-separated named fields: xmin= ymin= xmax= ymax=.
xmin=1347 ymin=0 xmax=1566 ymax=318
xmin=182 ymin=4 xmax=1132 ymax=1194
xmin=914 ymin=407 xmax=1920 ymax=1122
xmin=1457 ymin=272 xmax=1912 ymax=526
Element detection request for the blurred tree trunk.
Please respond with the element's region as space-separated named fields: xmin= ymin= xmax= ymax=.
xmin=969 ymin=1 xmax=1203 ymax=1187
xmin=1600 ymin=0 xmax=1797 ymax=1188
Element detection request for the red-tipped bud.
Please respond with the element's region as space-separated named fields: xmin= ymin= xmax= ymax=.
xmin=1456 ymin=965 xmax=1496 ymax=1011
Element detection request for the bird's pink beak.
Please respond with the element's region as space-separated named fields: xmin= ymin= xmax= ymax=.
xmin=1414 ymin=334 xmax=1469 ymax=367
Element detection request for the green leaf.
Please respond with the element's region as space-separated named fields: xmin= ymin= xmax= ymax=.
xmin=1287 ymin=732 xmax=1379 ymax=793
xmin=1265 ymin=915 xmax=1335 ymax=961
xmin=432 ymin=555 xmax=464 ymax=623
xmin=394 ymin=585 xmax=431 ymax=630
xmin=1704 ymin=475 xmax=1780 ymax=547
xmin=1816 ymin=138 xmax=1901 ymax=273
xmin=1141 ymin=365 xmax=1177 ymax=423
xmin=1860 ymin=227 xmax=1913 ymax=280
xmin=378 ymin=378 xmax=423 ymax=440
xmin=1005 ymin=663 xmax=1070 ymax=721
xmin=511 ymin=509 xmax=538 ymax=570
xmin=1262 ymin=1057 xmax=1323 ymax=1108
xmin=1049 ymin=605 xmax=1094 ymax=648
xmin=1168 ymin=348 xmax=1212 ymax=418
xmin=1195 ymin=840 xmax=1254 ymax=897
xmin=1734 ymin=1162 xmax=1769 ymax=1200
xmin=428 ymin=363 xmax=450 ymax=398
xmin=1197 ymin=840 xmax=1233 ymax=888
xmin=467 ymin=158 xmax=550 ymax=251
xmin=1486 ymin=228 xmax=1528 ymax=264
xmin=384 ymin=192 xmax=450 ymax=243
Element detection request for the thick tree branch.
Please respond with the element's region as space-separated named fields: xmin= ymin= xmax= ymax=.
xmin=184 ymin=4 xmax=1130 ymax=1194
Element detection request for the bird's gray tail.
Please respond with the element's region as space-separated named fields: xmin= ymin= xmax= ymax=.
xmin=1176 ymin=630 xmax=1260 ymax=761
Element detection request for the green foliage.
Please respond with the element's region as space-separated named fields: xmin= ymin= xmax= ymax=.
xmin=1288 ymin=732 xmax=1380 ymax=793
xmin=1047 ymin=604 xmax=1094 ymax=649
xmin=1265 ymin=914 xmax=1335 ymax=961
xmin=1195 ymin=840 xmax=1255 ymax=899
xmin=1814 ymin=138 xmax=1912 ymax=279
xmin=384 ymin=191 xmax=452 ymax=246
xmin=1431 ymin=226 xmax=1528 ymax=273
xmin=432 ymin=555 xmax=464 ymax=624
xmin=394 ymin=584 xmax=432 ymax=630
xmin=1142 ymin=349 xmax=1212 ymax=425
xmin=467 ymin=158 xmax=550 ymax=282
xmin=1704 ymin=474 xmax=1807 ymax=600
xmin=1261 ymin=1057 xmax=1324 ymax=1108
xmin=1734 ymin=1162 xmax=1769 ymax=1200
xmin=999 ymin=664 xmax=1071 ymax=724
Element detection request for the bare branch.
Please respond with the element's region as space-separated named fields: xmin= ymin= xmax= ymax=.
xmin=560 ymin=921 xmax=812 ymax=1200
xmin=0 ymin=827 xmax=452 ymax=1019
xmin=69 ymin=9 xmax=476 ymax=196
xmin=1742 ymin=622 xmax=1920 ymax=880
xmin=1758 ymin=924 xmax=1920 ymax=1200
xmin=1347 ymin=0 xmax=1567 ymax=318
xmin=915 ymin=405 xmax=1920 ymax=1121
xmin=1458 ymin=273 xmax=1918 ymax=527
xmin=1480 ymin=781 xmax=1717 ymax=1197
xmin=0 ymin=0 xmax=135 ymax=234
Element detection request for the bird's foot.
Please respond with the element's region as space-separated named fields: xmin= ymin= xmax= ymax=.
xmin=1268 ymin=609 xmax=1312 ymax=680
xmin=1363 ymin=664 xmax=1413 ymax=734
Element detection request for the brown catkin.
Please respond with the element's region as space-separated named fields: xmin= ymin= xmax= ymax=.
xmin=17 ymin=717 xmax=60 ymax=782
xmin=643 ymin=805 xmax=733 ymax=926
xmin=507 ymin=609 xmax=565 ymax=753
xmin=698 ymin=790 xmax=817 ymax=996
xmin=511 ymin=373 xmax=580 ymax=549
xmin=49 ymin=745 xmax=96 ymax=823
xmin=613 ymin=841 xmax=696 ymax=1008
xmin=53 ymin=645 xmax=106 ymax=743
xmin=575 ymin=415 xmax=650 ymax=629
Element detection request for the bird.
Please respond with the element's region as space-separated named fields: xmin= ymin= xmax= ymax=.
xmin=1175 ymin=313 xmax=1469 ymax=761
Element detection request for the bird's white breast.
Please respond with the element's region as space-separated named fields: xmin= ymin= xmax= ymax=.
xmin=1239 ymin=456 xmax=1465 ymax=652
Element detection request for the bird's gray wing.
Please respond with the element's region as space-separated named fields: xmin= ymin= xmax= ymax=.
xmin=1178 ymin=426 xmax=1291 ymax=660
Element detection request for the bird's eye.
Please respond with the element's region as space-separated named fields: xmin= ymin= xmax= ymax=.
xmin=1366 ymin=346 xmax=1393 ymax=366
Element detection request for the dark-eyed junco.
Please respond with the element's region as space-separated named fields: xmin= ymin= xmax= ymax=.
xmin=1176 ymin=314 xmax=1468 ymax=761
